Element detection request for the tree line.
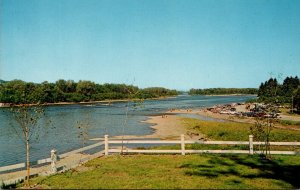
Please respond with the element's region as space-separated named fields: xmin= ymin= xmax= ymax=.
xmin=188 ymin=88 xmax=258 ymax=95
xmin=257 ymin=76 xmax=300 ymax=111
xmin=0 ymin=79 xmax=178 ymax=104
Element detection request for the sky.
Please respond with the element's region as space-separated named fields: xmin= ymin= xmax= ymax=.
xmin=1 ymin=0 xmax=300 ymax=90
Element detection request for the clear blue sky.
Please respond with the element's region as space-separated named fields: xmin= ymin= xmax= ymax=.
xmin=1 ymin=0 xmax=300 ymax=90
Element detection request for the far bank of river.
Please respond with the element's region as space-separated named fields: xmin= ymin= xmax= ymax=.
xmin=0 ymin=94 xmax=256 ymax=108
xmin=0 ymin=95 xmax=255 ymax=166
xmin=0 ymin=96 xmax=175 ymax=108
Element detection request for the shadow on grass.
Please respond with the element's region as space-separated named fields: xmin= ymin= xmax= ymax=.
xmin=180 ymin=154 xmax=300 ymax=188
xmin=1 ymin=183 xmax=17 ymax=189
xmin=231 ymin=155 xmax=300 ymax=188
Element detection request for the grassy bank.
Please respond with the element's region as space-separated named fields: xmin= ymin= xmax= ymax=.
xmin=150 ymin=118 xmax=300 ymax=151
xmin=27 ymin=154 xmax=300 ymax=189
xmin=277 ymin=119 xmax=300 ymax=127
xmin=182 ymin=118 xmax=300 ymax=142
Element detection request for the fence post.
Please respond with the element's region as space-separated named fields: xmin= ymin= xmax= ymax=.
xmin=50 ymin=149 xmax=57 ymax=173
xmin=249 ymin=135 xmax=254 ymax=155
xmin=105 ymin=135 xmax=109 ymax=156
xmin=181 ymin=134 xmax=185 ymax=155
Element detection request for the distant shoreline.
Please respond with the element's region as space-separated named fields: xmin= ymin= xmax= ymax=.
xmin=0 ymin=94 xmax=257 ymax=108
xmin=0 ymin=96 xmax=174 ymax=108
xmin=200 ymin=94 xmax=257 ymax=97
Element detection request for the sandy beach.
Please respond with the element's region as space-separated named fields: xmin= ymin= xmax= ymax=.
xmin=166 ymin=107 xmax=256 ymax=124
xmin=110 ymin=104 xmax=254 ymax=141
xmin=110 ymin=115 xmax=201 ymax=140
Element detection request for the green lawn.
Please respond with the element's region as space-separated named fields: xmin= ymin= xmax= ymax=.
xmin=29 ymin=154 xmax=300 ymax=189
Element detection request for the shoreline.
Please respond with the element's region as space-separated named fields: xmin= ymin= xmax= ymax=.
xmin=188 ymin=94 xmax=257 ymax=97
xmin=105 ymin=103 xmax=252 ymax=141
xmin=202 ymin=94 xmax=257 ymax=97
xmin=109 ymin=102 xmax=300 ymax=140
xmin=0 ymin=96 xmax=174 ymax=108
xmin=0 ymin=94 xmax=257 ymax=108
xmin=110 ymin=115 xmax=197 ymax=140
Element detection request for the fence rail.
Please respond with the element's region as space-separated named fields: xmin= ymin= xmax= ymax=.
xmin=108 ymin=140 xmax=300 ymax=146
xmin=0 ymin=163 xmax=26 ymax=173
xmin=104 ymin=134 xmax=300 ymax=156
xmin=0 ymin=141 xmax=104 ymax=173
xmin=1 ymin=134 xmax=299 ymax=185
xmin=253 ymin=142 xmax=300 ymax=146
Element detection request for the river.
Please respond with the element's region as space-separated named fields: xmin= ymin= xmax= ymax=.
xmin=0 ymin=95 xmax=254 ymax=166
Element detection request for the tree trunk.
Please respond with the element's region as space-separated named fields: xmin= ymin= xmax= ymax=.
xmin=25 ymin=138 xmax=30 ymax=186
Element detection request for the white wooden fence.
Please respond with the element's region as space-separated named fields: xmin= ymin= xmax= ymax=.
xmin=1 ymin=134 xmax=299 ymax=186
xmin=0 ymin=141 xmax=104 ymax=173
xmin=104 ymin=134 xmax=300 ymax=156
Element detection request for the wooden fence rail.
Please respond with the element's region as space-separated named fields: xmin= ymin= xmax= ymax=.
xmin=0 ymin=141 xmax=104 ymax=173
xmin=104 ymin=134 xmax=300 ymax=156
xmin=1 ymin=135 xmax=299 ymax=174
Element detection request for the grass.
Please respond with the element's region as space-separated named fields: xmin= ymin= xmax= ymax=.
xmin=278 ymin=107 xmax=293 ymax=116
xmin=182 ymin=118 xmax=300 ymax=142
xmin=29 ymin=154 xmax=300 ymax=189
xmin=278 ymin=119 xmax=300 ymax=127
xmin=152 ymin=144 xmax=252 ymax=151
xmin=15 ymin=116 xmax=300 ymax=189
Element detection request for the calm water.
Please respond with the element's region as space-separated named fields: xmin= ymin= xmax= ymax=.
xmin=0 ymin=95 xmax=254 ymax=166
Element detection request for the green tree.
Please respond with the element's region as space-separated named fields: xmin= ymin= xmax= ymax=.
xmin=0 ymin=80 xmax=26 ymax=103
xmin=65 ymin=80 xmax=77 ymax=93
xmin=55 ymin=79 xmax=68 ymax=93
xmin=76 ymin=80 xmax=96 ymax=101
xmin=281 ymin=76 xmax=300 ymax=97
xmin=293 ymin=86 xmax=300 ymax=112
xmin=257 ymin=76 xmax=300 ymax=105
xmin=40 ymin=81 xmax=55 ymax=103
xmin=0 ymin=79 xmax=178 ymax=104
